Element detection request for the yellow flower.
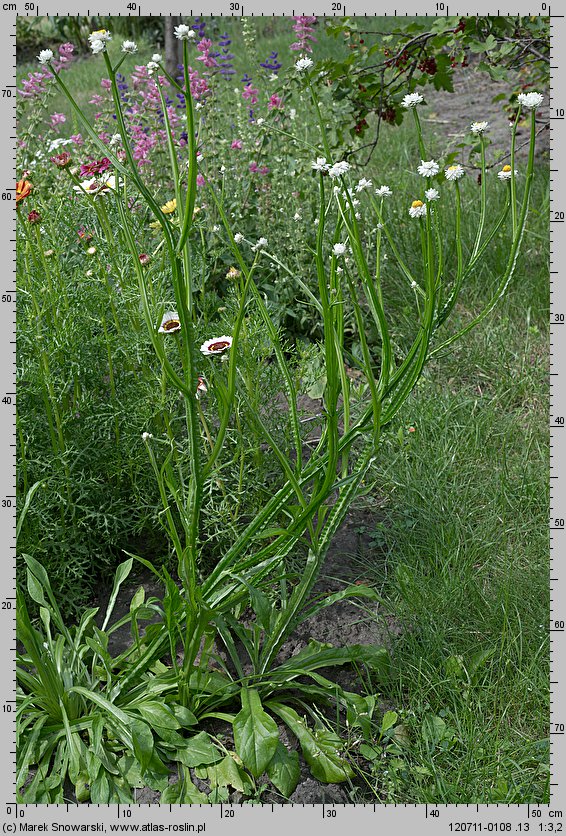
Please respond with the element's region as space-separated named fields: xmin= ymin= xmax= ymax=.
xmin=161 ymin=199 xmax=177 ymax=214
xmin=226 ymin=266 xmax=241 ymax=280
xmin=502 ymin=165 xmax=512 ymax=173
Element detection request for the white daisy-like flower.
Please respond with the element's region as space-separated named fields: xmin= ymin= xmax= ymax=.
xmin=234 ymin=233 xmax=244 ymax=243
xmin=311 ymin=157 xmax=329 ymax=172
xmin=332 ymin=243 xmax=346 ymax=256
xmin=90 ymin=39 xmax=106 ymax=55
xmin=328 ymin=161 xmax=350 ymax=179
xmin=356 ymin=177 xmax=373 ymax=192
xmin=471 ymin=121 xmax=489 ymax=135
xmin=73 ymin=174 xmax=120 ymax=197
xmin=252 ymin=237 xmax=268 ymax=251
xmin=174 ymin=24 xmax=196 ymax=41
xmin=425 ymin=188 xmax=440 ymax=201
xmin=200 ymin=336 xmax=233 ymax=355
xmin=89 ymin=29 xmax=112 ymax=44
xmin=402 ymin=92 xmax=424 ymax=109
xmin=408 ymin=200 xmax=427 ymax=219
xmin=147 ymin=61 xmax=159 ymax=75
xmin=158 ymin=311 xmax=181 ymax=334
xmin=375 ymin=185 xmax=392 ymax=197
xmin=37 ymin=49 xmax=54 ymax=64
xmin=121 ymin=40 xmax=138 ymax=54
xmin=417 ymin=159 xmax=439 ymax=178
xmin=445 ymin=164 xmax=465 ymax=181
xmin=497 ymin=165 xmax=517 ymax=181
xmin=151 ymin=53 xmax=162 ymax=62
xmin=295 ymin=57 xmax=314 ymax=72
xmin=517 ymin=92 xmax=544 ymax=110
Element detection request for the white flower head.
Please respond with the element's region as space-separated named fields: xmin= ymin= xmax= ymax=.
xmin=417 ymin=159 xmax=439 ymax=178
xmin=295 ymin=57 xmax=314 ymax=72
xmin=402 ymin=92 xmax=424 ymax=109
xmin=200 ymin=336 xmax=233 ymax=356
xmin=375 ymin=185 xmax=392 ymax=198
xmin=38 ymin=49 xmax=54 ymax=65
xmin=147 ymin=61 xmax=159 ymax=75
xmin=410 ymin=280 xmax=418 ymax=289
xmin=356 ymin=177 xmax=373 ymax=192
xmin=425 ymin=188 xmax=440 ymax=201
xmin=234 ymin=233 xmax=244 ymax=244
xmin=289 ymin=108 xmax=297 ymax=120
xmin=252 ymin=237 xmax=268 ymax=251
xmin=471 ymin=121 xmax=489 ymax=135
xmin=332 ymin=242 xmax=346 ymax=256
xmin=517 ymin=92 xmax=544 ymax=110
xmin=256 ymin=117 xmax=265 ymax=126
xmin=109 ymin=133 xmax=122 ymax=147
xmin=89 ymin=29 xmax=111 ymax=43
xmin=293 ymin=211 xmax=302 ymax=221
xmin=408 ymin=200 xmax=427 ymax=219
xmin=151 ymin=53 xmax=162 ymax=63
xmin=328 ymin=161 xmax=350 ymax=179
xmin=497 ymin=165 xmax=518 ymax=181
xmin=311 ymin=157 xmax=329 ymax=172
xmin=121 ymin=40 xmax=138 ymax=54
xmin=90 ymin=39 xmax=106 ymax=55
xmin=141 ymin=432 xmax=153 ymax=441
xmin=73 ymin=174 xmax=120 ymax=197
xmin=88 ymin=29 xmax=111 ymax=53
xmin=158 ymin=311 xmax=181 ymax=334
xmin=174 ymin=24 xmax=196 ymax=41
xmin=445 ymin=164 xmax=465 ymax=181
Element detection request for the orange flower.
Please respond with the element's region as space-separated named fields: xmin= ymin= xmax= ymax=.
xmin=16 ymin=178 xmax=33 ymax=204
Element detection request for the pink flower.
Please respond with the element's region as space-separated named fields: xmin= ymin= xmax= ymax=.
xmin=242 ymin=84 xmax=259 ymax=105
xmin=231 ymin=139 xmax=243 ymax=150
xmin=249 ymin=161 xmax=259 ymax=173
xmin=89 ymin=94 xmax=105 ymax=105
xmin=196 ymin=38 xmax=217 ymax=68
xmin=290 ymin=16 xmax=317 ymax=53
xmin=100 ymin=79 xmax=112 ymax=90
xmin=70 ymin=134 xmax=84 ymax=146
xmin=196 ymin=173 xmax=205 ymax=187
xmin=50 ymin=112 xmax=66 ymax=131
xmin=268 ymin=94 xmax=283 ymax=110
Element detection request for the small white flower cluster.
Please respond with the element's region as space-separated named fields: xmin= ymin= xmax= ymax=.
xmin=408 ymin=200 xmax=427 ymax=219
xmin=174 ymin=24 xmax=196 ymax=41
xmin=328 ymin=161 xmax=350 ymax=179
xmin=37 ymin=49 xmax=54 ymax=65
xmin=121 ymin=40 xmax=138 ymax=54
xmin=332 ymin=243 xmax=346 ymax=256
xmin=445 ymin=164 xmax=465 ymax=181
xmin=402 ymin=92 xmax=424 ymax=109
xmin=356 ymin=177 xmax=373 ymax=192
xmin=517 ymin=92 xmax=544 ymax=110
xmin=375 ymin=185 xmax=392 ymax=198
xmin=295 ymin=57 xmax=314 ymax=72
xmin=234 ymin=233 xmax=244 ymax=243
xmin=311 ymin=157 xmax=329 ymax=173
xmin=252 ymin=237 xmax=268 ymax=251
xmin=417 ymin=159 xmax=439 ymax=178
xmin=89 ymin=29 xmax=112 ymax=55
xmin=147 ymin=53 xmax=162 ymax=75
xmin=497 ymin=165 xmax=518 ymax=181
xmin=471 ymin=121 xmax=489 ymax=135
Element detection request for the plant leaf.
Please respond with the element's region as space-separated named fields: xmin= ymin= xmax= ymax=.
xmin=233 ymin=689 xmax=279 ymax=777
xmin=101 ymin=559 xmax=134 ymax=631
xmin=266 ymin=741 xmax=300 ymax=797
xmin=175 ymin=731 xmax=221 ymax=768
